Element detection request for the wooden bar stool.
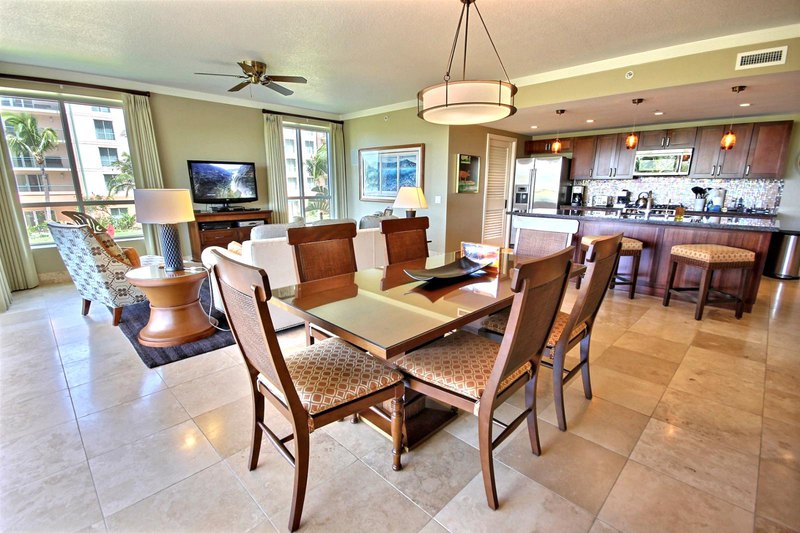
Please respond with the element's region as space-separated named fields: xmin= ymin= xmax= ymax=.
xmin=577 ymin=236 xmax=643 ymax=299
xmin=662 ymin=244 xmax=755 ymax=320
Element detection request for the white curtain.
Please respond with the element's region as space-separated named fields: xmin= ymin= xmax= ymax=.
xmin=330 ymin=123 xmax=348 ymax=218
xmin=264 ymin=114 xmax=289 ymax=223
xmin=123 ymin=93 xmax=165 ymax=254
xmin=0 ymin=129 xmax=39 ymax=310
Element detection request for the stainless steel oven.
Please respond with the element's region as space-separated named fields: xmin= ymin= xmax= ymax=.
xmin=633 ymin=149 xmax=693 ymax=176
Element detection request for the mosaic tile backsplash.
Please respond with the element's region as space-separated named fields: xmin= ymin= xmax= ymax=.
xmin=574 ymin=177 xmax=784 ymax=210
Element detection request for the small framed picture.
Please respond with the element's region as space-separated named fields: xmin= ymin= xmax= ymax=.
xmin=359 ymin=144 xmax=425 ymax=202
xmin=456 ymin=154 xmax=480 ymax=194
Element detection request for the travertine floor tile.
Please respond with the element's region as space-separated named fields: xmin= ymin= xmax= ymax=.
xmin=692 ymin=330 xmax=767 ymax=362
xmin=595 ymin=345 xmax=679 ymax=386
xmin=444 ymin=401 xmax=523 ymax=451
xmin=497 ymin=421 xmax=626 ymax=514
xmin=756 ymin=459 xmax=800 ymax=531
xmin=599 ymin=461 xmax=753 ymax=533
xmin=70 ymin=366 xmax=167 ymax=418
xmin=572 ymin=365 xmax=665 ymax=416
xmin=763 ymin=387 xmax=800 ymax=427
xmin=754 ymin=515 xmax=798 ymax=533
xmin=170 ymin=364 xmax=250 ymax=417
xmin=761 ymin=416 xmax=800 ymax=472
xmin=323 ymin=414 xmax=392 ymax=459
xmin=611 ymin=330 xmax=689 ymax=363
xmin=0 ymin=387 xmax=75 ymax=444
xmin=155 ymin=347 xmax=238 ymax=387
xmin=62 ymin=349 xmax=145 ymax=388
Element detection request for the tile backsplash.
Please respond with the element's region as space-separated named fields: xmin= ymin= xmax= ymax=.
xmin=574 ymin=177 xmax=784 ymax=210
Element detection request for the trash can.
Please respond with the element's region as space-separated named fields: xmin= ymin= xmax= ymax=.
xmin=771 ymin=230 xmax=800 ymax=280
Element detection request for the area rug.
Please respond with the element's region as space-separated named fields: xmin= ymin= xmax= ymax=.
xmin=119 ymin=279 xmax=235 ymax=368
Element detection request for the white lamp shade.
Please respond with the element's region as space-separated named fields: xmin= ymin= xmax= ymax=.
xmin=134 ymin=189 xmax=195 ymax=224
xmin=418 ymin=80 xmax=517 ymax=125
xmin=393 ymin=187 xmax=428 ymax=210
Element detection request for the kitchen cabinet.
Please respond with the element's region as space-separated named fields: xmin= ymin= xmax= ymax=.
xmin=570 ymin=136 xmax=597 ymax=179
xmin=591 ymin=133 xmax=635 ymax=179
xmin=638 ymin=128 xmax=697 ymax=150
xmin=688 ymin=123 xmax=753 ymax=178
xmin=745 ymin=121 xmax=793 ymax=178
xmin=524 ymin=138 xmax=572 ymax=154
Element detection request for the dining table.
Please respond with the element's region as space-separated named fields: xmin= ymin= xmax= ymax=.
xmin=271 ymin=250 xmax=586 ymax=448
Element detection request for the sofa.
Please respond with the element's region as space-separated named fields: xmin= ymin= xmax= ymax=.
xmin=202 ymin=225 xmax=389 ymax=331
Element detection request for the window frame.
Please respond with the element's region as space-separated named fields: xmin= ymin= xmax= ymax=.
xmin=283 ymin=124 xmax=333 ymax=220
xmin=94 ymin=119 xmax=115 ymax=140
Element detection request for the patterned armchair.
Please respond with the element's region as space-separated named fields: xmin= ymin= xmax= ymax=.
xmin=48 ymin=222 xmax=147 ymax=325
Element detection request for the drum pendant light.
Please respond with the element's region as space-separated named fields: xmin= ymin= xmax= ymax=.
xmin=625 ymin=98 xmax=644 ymax=150
xmin=417 ymin=0 xmax=517 ymax=125
xmin=721 ymin=86 xmax=746 ymax=150
xmin=551 ymin=109 xmax=565 ymax=154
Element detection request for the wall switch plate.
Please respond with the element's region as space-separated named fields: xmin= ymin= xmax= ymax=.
xmin=434 ymin=195 xmax=442 ymax=204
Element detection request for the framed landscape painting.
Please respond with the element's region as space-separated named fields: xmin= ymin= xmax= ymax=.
xmin=359 ymin=144 xmax=425 ymax=202
xmin=456 ymin=153 xmax=480 ymax=193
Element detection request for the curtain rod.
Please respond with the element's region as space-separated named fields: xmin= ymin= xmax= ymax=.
xmin=262 ymin=108 xmax=343 ymax=125
xmin=0 ymin=74 xmax=151 ymax=97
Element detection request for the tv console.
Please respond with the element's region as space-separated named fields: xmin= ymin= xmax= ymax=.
xmin=188 ymin=210 xmax=272 ymax=260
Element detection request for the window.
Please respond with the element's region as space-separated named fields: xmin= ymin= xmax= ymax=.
xmin=1 ymin=95 xmax=141 ymax=245
xmin=283 ymin=126 xmax=331 ymax=221
xmin=99 ymin=147 xmax=119 ymax=166
xmin=94 ymin=119 xmax=115 ymax=140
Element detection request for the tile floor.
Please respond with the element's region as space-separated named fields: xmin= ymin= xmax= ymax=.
xmin=1 ymin=278 xmax=798 ymax=532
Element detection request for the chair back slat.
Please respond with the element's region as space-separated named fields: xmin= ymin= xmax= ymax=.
xmin=489 ymin=247 xmax=573 ymax=393
xmin=211 ymin=250 xmax=301 ymax=410
xmin=573 ymin=234 xmax=623 ymax=328
xmin=287 ymin=222 xmax=358 ymax=282
xmin=515 ymin=228 xmax=572 ymax=258
xmin=381 ymin=216 xmax=429 ymax=264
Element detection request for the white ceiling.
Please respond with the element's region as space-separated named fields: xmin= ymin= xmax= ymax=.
xmin=1 ymin=0 xmax=799 ymax=118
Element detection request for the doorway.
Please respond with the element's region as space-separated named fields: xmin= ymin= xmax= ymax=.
xmin=482 ymin=134 xmax=516 ymax=246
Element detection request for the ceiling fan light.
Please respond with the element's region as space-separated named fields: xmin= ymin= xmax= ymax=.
xmin=417 ymin=80 xmax=517 ymax=125
xmin=625 ymin=132 xmax=639 ymax=150
xmin=720 ymin=130 xmax=736 ymax=150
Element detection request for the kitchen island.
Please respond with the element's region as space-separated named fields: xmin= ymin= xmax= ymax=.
xmin=510 ymin=210 xmax=779 ymax=311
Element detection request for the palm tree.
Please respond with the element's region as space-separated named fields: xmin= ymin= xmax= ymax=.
xmin=4 ymin=113 xmax=59 ymax=219
xmin=304 ymin=144 xmax=330 ymax=219
xmin=107 ymin=152 xmax=135 ymax=197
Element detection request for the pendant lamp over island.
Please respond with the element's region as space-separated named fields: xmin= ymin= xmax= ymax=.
xmin=721 ymin=86 xmax=747 ymax=150
xmin=551 ymin=109 xmax=565 ymax=154
xmin=417 ymin=0 xmax=517 ymax=125
xmin=625 ymin=98 xmax=644 ymax=150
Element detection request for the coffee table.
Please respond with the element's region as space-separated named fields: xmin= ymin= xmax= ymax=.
xmin=126 ymin=264 xmax=215 ymax=348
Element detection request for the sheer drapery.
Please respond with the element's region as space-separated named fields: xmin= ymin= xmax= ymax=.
xmin=330 ymin=123 xmax=348 ymax=218
xmin=0 ymin=129 xmax=39 ymax=310
xmin=123 ymin=93 xmax=165 ymax=254
xmin=264 ymin=113 xmax=289 ymax=223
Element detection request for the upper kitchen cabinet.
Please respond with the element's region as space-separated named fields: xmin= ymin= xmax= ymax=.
xmin=688 ymin=123 xmax=754 ymax=178
xmin=745 ymin=121 xmax=794 ymax=178
xmin=524 ymin=138 xmax=573 ymax=154
xmin=592 ymin=133 xmax=635 ymax=179
xmin=638 ymin=128 xmax=697 ymax=150
xmin=570 ymin=136 xmax=597 ymax=179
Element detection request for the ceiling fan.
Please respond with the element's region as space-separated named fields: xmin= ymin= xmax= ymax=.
xmin=195 ymin=60 xmax=307 ymax=96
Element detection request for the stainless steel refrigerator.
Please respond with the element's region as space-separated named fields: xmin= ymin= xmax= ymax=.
xmin=512 ymin=157 xmax=571 ymax=211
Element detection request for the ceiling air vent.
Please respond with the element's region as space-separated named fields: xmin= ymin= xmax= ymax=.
xmin=735 ymin=46 xmax=788 ymax=70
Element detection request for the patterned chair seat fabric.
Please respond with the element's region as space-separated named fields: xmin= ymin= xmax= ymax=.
xmin=393 ymin=331 xmax=532 ymax=405
xmin=582 ymin=235 xmax=642 ymax=252
xmin=48 ymin=223 xmax=146 ymax=309
xmin=481 ymin=310 xmax=586 ymax=353
xmin=671 ymin=244 xmax=755 ymax=264
xmin=258 ymin=337 xmax=403 ymax=415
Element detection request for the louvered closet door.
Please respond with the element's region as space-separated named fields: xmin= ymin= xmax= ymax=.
xmin=482 ymin=135 xmax=516 ymax=246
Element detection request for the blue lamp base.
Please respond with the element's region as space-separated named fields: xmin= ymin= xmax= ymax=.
xmin=159 ymin=224 xmax=185 ymax=272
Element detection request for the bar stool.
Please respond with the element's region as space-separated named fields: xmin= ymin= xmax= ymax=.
xmin=577 ymin=236 xmax=643 ymax=299
xmin=662 ymin=244 xmax=755 ymax=320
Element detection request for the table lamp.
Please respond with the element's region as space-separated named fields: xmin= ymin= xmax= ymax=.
xmin=393 ymin=186 xmax=428 ymax=218
xmin=134 ymin=189 xmax=195 ymax=272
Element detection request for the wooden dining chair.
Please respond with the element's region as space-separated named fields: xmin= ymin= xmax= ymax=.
xmin=287 ymin=222 xmax=358 ymax=344
xmin=481 ymin=234 xmax=623 ymax=431
xmin=211 ymin=250 xmax=405 ymax=532
xmin=381 ymin=216 xmax=429 ymax=264
xmin=394 ymin=247 xmax=573 ymax=509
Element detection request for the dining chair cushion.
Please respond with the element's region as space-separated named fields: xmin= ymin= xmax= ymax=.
xmin=257 ymin=337 xmax=403 ymax=415
xmin=670 ymin=243 xmax=755 ymax=264
xmin=582 ymin=235 xmax=642 ymax=252
xmin=481 ymin=310 xmax=587 ymax=352
xmin=394 ymin=330 xmax=532 ymax=403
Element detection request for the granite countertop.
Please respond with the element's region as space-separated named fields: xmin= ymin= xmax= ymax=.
xmin=510 ymin=209 xmax=781 ymax=232
xmin=556 ymin=205 xmax=777 ymax=219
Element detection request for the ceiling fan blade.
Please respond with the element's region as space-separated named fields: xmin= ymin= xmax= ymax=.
xmin=267 ymin=75 xmax=307 ymax=84
xmin=228 ymin=81 xmax=252 ymax=92
xmin=263 ymin=81 xmax=293 ymax=96
xmin=195 ymin=72 xmax=245 ymax=78
xmin=238 ymin=61 xmax=257 ymax=76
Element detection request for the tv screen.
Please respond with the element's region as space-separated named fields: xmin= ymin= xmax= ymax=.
xmin=187 ymin=160 xmax=258 ymax=204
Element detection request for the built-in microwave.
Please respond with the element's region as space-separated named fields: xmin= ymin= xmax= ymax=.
xmin=633 ymin=149 xmax=693 ymax=176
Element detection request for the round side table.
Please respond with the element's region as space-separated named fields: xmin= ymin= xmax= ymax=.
xmin=126 ymin=265 xmax=215 ymax=348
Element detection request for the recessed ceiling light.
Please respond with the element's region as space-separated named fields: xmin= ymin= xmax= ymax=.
xmin=585 ymin=119 xmax=594 ymax=123
xmin=739 ymin=103 xmax=751 ymax=107
xmin=653 ymin=111 xmax=664 ymax=116
xmin=530 ymin=125 xmax=538 ymax=129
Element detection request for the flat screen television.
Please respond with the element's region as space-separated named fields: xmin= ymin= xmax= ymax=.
xmin=187 ymin=160 xmax=258 ymax=207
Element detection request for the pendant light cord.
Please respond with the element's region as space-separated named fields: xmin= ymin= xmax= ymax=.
xmin=444 ymin=2 xmax=467 ymax=81
xmin=443 ymin=1 xmax=511 ymax=83
xmin=474 ymin=3 xmax=512 ymax=83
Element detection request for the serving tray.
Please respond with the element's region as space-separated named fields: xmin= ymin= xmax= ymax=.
xmin=404 ymin=256 xmax=493 ymax=281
